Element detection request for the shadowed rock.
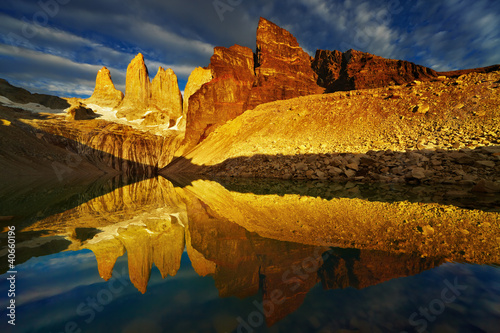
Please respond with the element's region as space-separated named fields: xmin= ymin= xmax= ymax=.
xmin=178 ymin=45 xmax=255 ymax=154
xmin=313 ymin=49 xmax=439 ymax=92
xmin=66 ymin=101 xmax=97 ymax=120
xmin=0 ymin=78 xmax=70 ymax=109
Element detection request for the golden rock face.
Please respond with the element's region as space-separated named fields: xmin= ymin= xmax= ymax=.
xmin=312 ymin=49 xmax=440 ymax=93
xmin=147 ymin=67 xmax=183 ymax=126
xmin=178 ymin=45 xmax=255 ymax=153
xmin=183 ymin=67 xmax=213 ymax=114
xmin=165 ymin=70 xmax=500 ymax=177
xmin=177 ymin=18 xmax=326 ymax=155
xmin=111 ymin=54 xmax=184 ymax=126
xmin=86 ymin=67 xmax=124 ymax=108
xmin=118 ymin=53 xmax=151 ymax=119
xmin=246 ymin=17 xmax=324 ymax=110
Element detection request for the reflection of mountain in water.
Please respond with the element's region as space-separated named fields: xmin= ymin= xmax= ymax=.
xmin=182 ymin=179 xmax=500 ymax=264
xmin=4 ymin=176 xmax=499 ymax=326
xmin=24 ymin=176 xmax=188 ymax=294
xmin=185 ymin=196 xmax=444 ymax=326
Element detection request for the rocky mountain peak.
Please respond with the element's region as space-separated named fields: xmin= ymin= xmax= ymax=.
xmin=183 ymin=67 xmax=213 ymax=114
xmin=86 ymin=66 xmax=124 ymax=108
xmin=147 ymin=66 xmax=183 ymax=127
xmin=254 ymin=17 xmax=314 ymax=74
xmin=255 ymin=17 xmax=302 ymax=66
xmin=117 ymin=53 xmax=151 ymax=120
xmin=177 ymin=17 xmax=326 ymax=154
xmin=313 ymin=49 xmax=439 ymax=92
xmin=246 ymin=17 xmax=324 ymax=110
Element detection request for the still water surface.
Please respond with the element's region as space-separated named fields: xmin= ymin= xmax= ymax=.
xmin=0 ymin=176 xmax=499 ymax=333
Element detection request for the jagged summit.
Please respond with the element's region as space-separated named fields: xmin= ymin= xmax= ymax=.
xmin=118 ymin=53 xmax=151 ymax=117
xmin=86 ymin=66 xmax=124 ymax=108
xmin=313 ymin=49 xmax=439 ymax=92
xmin=178 ymin=17 xmax=324 ymax=154
xmin=247 ymin=17 xmax=324 ymax=110
xmin=148 ymin=66 xmax=183 ymax=127
xmin=86 ymin=53 xmax=183 ymax=126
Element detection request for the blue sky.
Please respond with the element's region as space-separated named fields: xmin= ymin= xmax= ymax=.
xmin=0 ymin=0 xmax=499 ymax=98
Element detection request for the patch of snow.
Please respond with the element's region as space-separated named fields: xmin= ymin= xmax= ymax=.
xmin=86 ymin=219 xmax=148 ymax=245
xmin=85 ymin=104 xmax=117 ymax=121
xmin=0 ymin=96 xmax=65 ymax=114
xmin=85 ymin=207 xmax=187 ymax=245
xmin=86 ymin=103 xmax=185 ymax=135
xmin=169 ymin=116 xmax=183 ymax=131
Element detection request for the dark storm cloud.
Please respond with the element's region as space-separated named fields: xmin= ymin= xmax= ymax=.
xmin=0 ymin=0 xmax=499 ymax=97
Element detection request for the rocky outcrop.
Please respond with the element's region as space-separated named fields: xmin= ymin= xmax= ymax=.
xmin=164 ymin=70 xmax=500 ymax=184
xmin=111 ymin=54 xmax=184 ymax=126
xmin=1 ymin=78 xmax=184 ymax=178
xmin=86 ymin=67 xmax=124 ymax=108
xmin=28 ymin=116 xmax=183 ymax=177
xmin=312 ymin=49 xmax=344 ymax=88
xmin=245 ymin=17 xmax=324 ymax=110
xmin=177 ymin=18 xmax=324 ymax=154
xmin=170 ymin=67 xmax=213 ymax=136
xmin=65 ymin=101 xmax=97 ymax=120
xmin=177 ymin=45 xmax=255 ymax=154
xmin=145 ymin=67 xmax=183 ymax=127
xmin=117 ymin=53 xmax=151 ymax=120
xmin=183 ymin=67 xmax=213 ymax=113
xmin=313 ymin=49 xmax=439 ymax=92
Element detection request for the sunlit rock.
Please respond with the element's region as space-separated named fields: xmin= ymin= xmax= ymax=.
xmin=86 ymin=67 xmax=124 ymax=108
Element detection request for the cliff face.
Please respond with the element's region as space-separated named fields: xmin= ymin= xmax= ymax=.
xmin=85 ymin=67 xmax=124 ymax=108
xmin=117 ymin=53 xmax=151 ymax=120
xmin=183 ymin=67 xmax=213 ymax=114
xmin=245 ymin=17 xmax=324 ymax=110
xmin=313 ymin=49 xmax=439 ymax=92
xmin=146 ymin=67 xmax=183 ymax=127
xmin=312 ymin=49 xmax=344 ymax=89
xmin=29 ymin=116 xmax=183 ymax=177
xmin=178 ymin=45 xmax=255 ymax=153
xmin=178 ymin=17 xmax=324 ymax=154
xmin=109 ymin=54 xmax=184 ymax=127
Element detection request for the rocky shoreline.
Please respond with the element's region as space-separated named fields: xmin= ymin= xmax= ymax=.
xmin=202 ymin=146 xmax=500 ymax=192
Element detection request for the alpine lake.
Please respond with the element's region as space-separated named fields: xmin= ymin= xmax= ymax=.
xmin=1 ymin=175 xmax=499 ymax=333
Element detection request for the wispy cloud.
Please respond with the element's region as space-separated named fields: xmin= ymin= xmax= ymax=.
xmin=0 ymin=45 xmax=125 ymax=97
xmin=292 ymin=0 xmax=402 ymax=58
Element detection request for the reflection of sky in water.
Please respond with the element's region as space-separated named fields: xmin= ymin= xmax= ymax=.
xmin=1 ymin=250 xmax=499 ymax=333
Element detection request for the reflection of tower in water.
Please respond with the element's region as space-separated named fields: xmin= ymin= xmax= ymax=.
xmin=18 ymin=176 xmax=498 ymax=327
